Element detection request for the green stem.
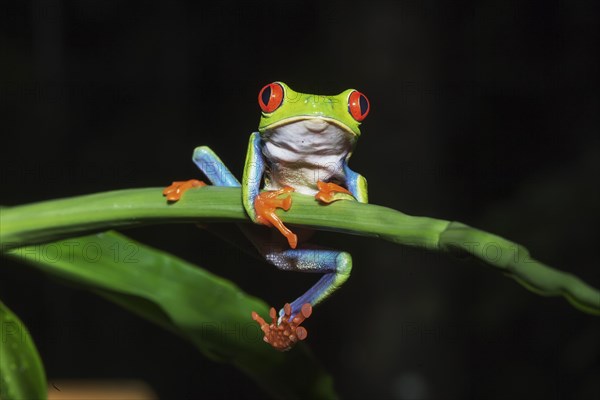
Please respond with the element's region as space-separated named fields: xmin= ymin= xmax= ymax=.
xmin=0 ymin=186 xmax=448 ymax=249
xmin=1 ymin=186 xmax=598 ymax=315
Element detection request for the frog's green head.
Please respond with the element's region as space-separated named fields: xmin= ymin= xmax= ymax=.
xmin=257 ymin=82 xmax=370 ymax=138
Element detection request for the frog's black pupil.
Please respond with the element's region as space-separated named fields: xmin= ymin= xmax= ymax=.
xmin=261 ymin=86 xmax=272 ymax=106
xmin=359 ymin=95 xmax=368 ymax=115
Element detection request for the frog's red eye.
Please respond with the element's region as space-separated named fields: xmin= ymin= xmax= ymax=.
xmin=348 ymin=90 xmax=370 ymax=121
xmin=258 ymin=82 xmax=284 ymax=113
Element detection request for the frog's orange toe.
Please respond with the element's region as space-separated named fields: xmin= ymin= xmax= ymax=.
xmin=254 ymin=187 xmax=297 ymax=248
xmin=163 ymin=179 xmax=206 ymax=202
xmin=251 ymin=302 xmax=312 ymax=351
xmin=315 ymin=181 xmax=352 ymax=203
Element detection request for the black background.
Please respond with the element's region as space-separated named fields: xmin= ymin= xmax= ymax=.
xmin=1 ymin=1 xmax=599 ymax=399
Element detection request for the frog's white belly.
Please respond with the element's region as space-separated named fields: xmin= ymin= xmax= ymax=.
xmin=261 ymin=119 xmax=354 ymax=195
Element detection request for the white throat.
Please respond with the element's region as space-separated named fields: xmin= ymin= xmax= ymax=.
xmin=261 ymin=118 xmax=355 ymax=195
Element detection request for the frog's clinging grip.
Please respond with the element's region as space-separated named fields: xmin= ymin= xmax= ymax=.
xmin=242 ymin=132 xmax=298 ymax=248
xmin=253 ymin=186 xmax=298 ymax=249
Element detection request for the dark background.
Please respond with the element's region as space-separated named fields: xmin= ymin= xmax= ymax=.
xmin=1 ymin=0 xmax=599 ymax=399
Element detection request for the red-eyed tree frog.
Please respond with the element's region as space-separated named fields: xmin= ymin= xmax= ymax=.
xmin=163 ymin=82 xmax=370 ymax=350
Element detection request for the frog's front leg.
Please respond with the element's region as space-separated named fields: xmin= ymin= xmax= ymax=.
xmin=315 ymin=162 xmax=369 ymax=204
xmin=247 ymin=230 xmax=352 ymax=351
xmin=163 ymin=146 xmax=241 ymax=201
xmin=191 ymin=146 xmax=241 ymax=187
xmin=242 ymin=132 xmax=298 ymax=248
xmin=163 ymin=179 xmax=207 ymax=201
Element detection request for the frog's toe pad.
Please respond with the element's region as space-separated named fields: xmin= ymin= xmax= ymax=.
xmin=163 ymin=179 xmax=206 ymax=202
xmin=251 ymin=303 xmax=312 ymax=351
xmin=315 ymin=181 xmax=353 ymax=203
xmin=254 ymin=187 xmax=298 ymax=248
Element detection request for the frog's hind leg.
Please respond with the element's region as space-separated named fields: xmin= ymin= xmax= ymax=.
xmin=271 ymin=248 xmax=352 ymax=318
xmin=192 ymin=146 xmax=241 ymax=187
xmin=247 ymin=229 xmax=352 ymax=350
xmin=246 ymin=229 xmax=352 ymax=318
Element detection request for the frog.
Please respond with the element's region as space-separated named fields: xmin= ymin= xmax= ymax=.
xmin=163 ymin=82 xmax=370 ymax=350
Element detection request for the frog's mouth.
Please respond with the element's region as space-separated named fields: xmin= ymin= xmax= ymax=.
xmin=260 ymin=116 xmax=357 ymax=138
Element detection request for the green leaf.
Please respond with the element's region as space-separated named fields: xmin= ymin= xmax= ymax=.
xmin=5 ymin=231 xmax=336 ymax=400
xmin=0 ymin=300 xmax=47 ymax=400
xmin=0 ymin=186 xmax=447 ymax=250
xmin=439 ymin=222 xmax=600 ymax=315
xmin=1 ymin=186 xmax=598 ymax=315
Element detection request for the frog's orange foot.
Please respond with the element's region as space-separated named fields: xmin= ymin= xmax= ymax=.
xmin=254 ymin=187 xmax=298 ymax=248
xmin=251 ymin=303 xmax=312 ymax=351
xmin=163 ymin=179 xmax=206 ymax=202
xmin=315 ymin=181 xmax=353 ymax=203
